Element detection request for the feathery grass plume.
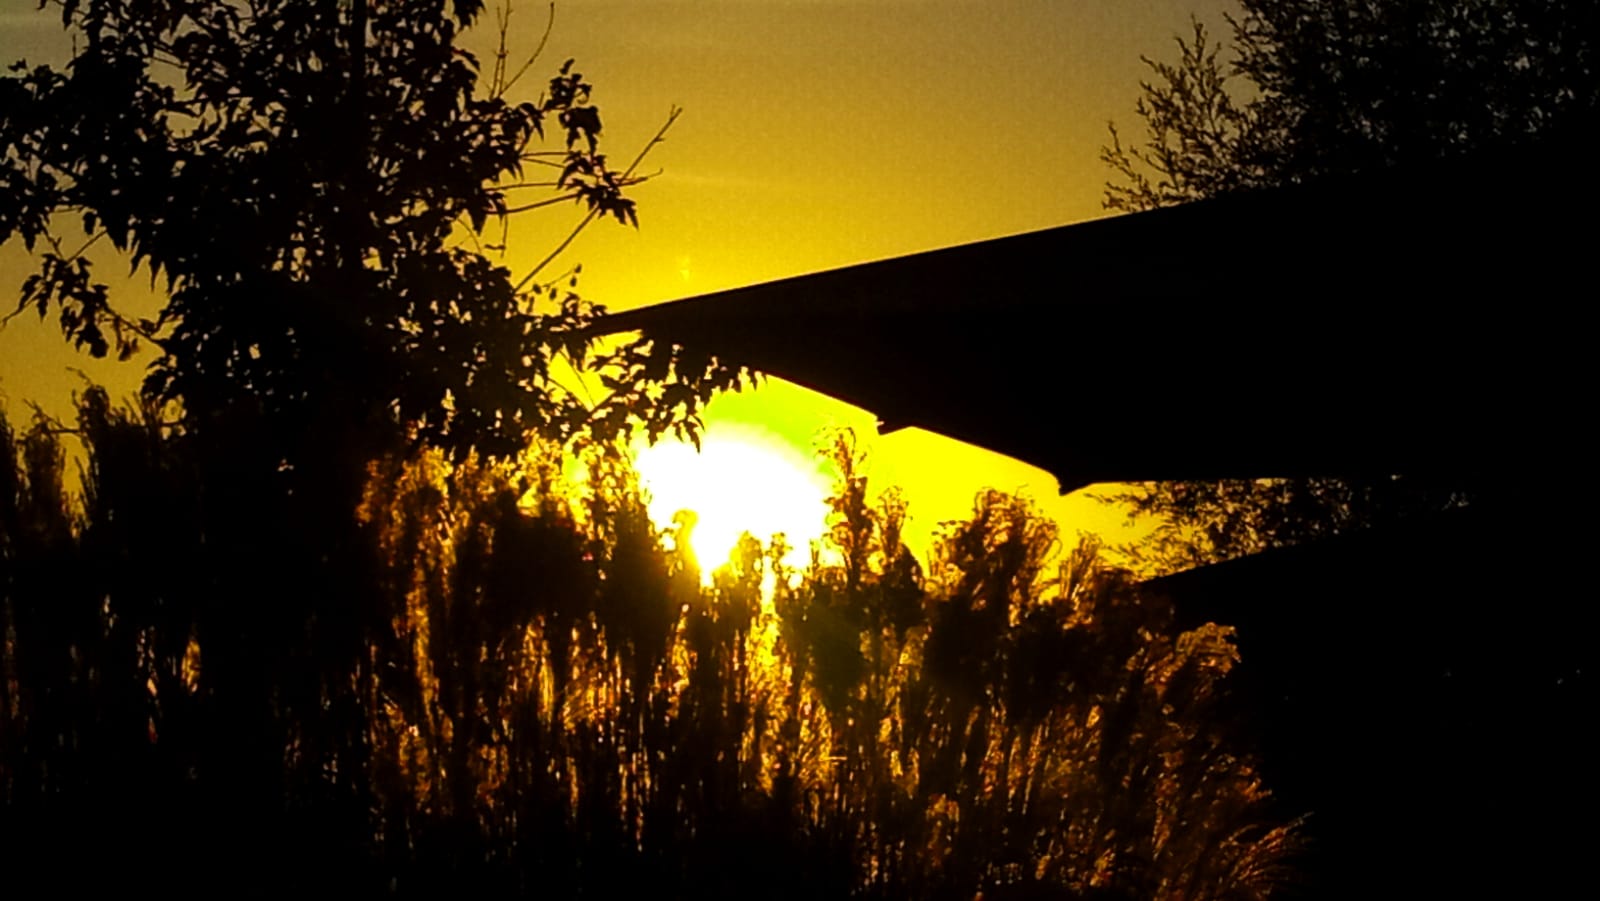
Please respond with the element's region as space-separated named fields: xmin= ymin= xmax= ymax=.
xmin=2 ymin=413 xmax=1300 ymax=897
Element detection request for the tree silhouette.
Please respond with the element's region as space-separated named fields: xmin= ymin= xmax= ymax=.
xmin=0 ymin=5 xmax=752 ymax=890
xmin=0 ymin=0 xmax=742 ymax=467
xmin=1098 ymin=1 xmax=1596 ymax=567
xmin=1103 ymin=2 xmax=1598 ymax=214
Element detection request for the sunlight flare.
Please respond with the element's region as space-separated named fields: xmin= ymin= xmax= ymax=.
xmin=632 ymin=423 xmax=831 ymax=579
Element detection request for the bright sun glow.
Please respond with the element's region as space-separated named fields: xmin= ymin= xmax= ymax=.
xmin=632 ymin=423 xmax=831 ymax=581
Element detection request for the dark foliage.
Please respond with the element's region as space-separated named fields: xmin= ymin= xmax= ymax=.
xmin=0 ymin=0 xmax=744 ymax=466
xmin=1104 ymin=1 xmax=1598 ymax=212
xmin=1099 ymin=476 xmax=1475 ymax=574
xmin=1231 ymin=0 xmax=1598 ymax=183
xmin=0 ymin=405 xmax=1299 ymax=897
xmin=1098 ymin=0 xmax=1597 ymax=568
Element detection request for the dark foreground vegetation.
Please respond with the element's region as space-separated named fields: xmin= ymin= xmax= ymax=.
xmin=0 ymin=3 xmax=1293 ymax=892
xmin=0 ymin=396 xmax=1299 ymax=898
xmin=25 ymin=1 xmax=1593 ymax=895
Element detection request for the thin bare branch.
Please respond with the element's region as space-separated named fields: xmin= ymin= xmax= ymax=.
xmin=503 ymin=193 xmax=584 ymax=215
xmin=513 ymin=106 xmax=682 ymax=292
xmin=497 ymin=2 xmax=557 ymax=100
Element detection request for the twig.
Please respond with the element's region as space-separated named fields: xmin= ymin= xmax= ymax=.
xmin=25 ymin=230 xmax=169 ymax=349
xmin=513 ymin=106 xmax=682 ymax=292
xmin=503 ymin=192 xmax=584 ymax=215
xmin=22 ymin=399 xmax=77 ymax=435
xmin=496 ymin=3 xmax=558 ymax=100
xmin=491 ymin=1 xmax=512 ymax=93
xmin=518 ymin=156 xmax=574 ymax=170
xmin=535 ymin=264 xmax=580 ymax=294
xmin=547 ymin=360 xmax=598 ymax=409
xmin=61 ymin=229 xmax=106 ymax=264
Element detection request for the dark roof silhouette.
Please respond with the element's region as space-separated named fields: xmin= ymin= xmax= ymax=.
xmin=598 ymin=139 xmax=1593 ymax=899
xmin=596 ymin=143 xmax=1588 ymax=493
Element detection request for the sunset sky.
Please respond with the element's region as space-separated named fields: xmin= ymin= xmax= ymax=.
xmin=0 ymin=0 xmax=1238 ymax=567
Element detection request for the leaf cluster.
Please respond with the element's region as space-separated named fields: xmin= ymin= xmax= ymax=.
xmin=1096 ymin=476 xmax=1474 ymax=573
xmin=1102 ymin=1 xmax=1599 ymax=212
xmin=0 ymin=0 xmax=731 ymax=462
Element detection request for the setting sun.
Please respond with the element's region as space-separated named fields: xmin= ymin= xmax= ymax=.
xmin=631 ymin=422 xmax=832 ymax=578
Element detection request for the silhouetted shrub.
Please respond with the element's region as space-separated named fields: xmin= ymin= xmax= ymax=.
xmin=1 ymin=401 xmax=1298 ymax=897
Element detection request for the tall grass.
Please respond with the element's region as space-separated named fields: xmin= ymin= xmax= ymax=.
xmin=0 ymin=391 xmax=1299 ymax=898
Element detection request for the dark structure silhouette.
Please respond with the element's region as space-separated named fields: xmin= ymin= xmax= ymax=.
xmin=594 ymin=142 xmax=1595 ymax=897
xmin=597 ymin=140 xmax=1589 ymax=495
xmin=1094 ymin=0 xmax=1599 ymax=572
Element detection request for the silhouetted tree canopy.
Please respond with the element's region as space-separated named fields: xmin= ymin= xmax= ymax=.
xmin=1103 ymin=1 xmax=1598 ymax=212
xmin=0 ymin=0 xmax=742 ymax=463
xmin=1098 ymin=0 xmax=1595 ymax=566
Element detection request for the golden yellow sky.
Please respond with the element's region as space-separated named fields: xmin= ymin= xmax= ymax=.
xmin=0 ymin=0 xmax=1238 ymax=566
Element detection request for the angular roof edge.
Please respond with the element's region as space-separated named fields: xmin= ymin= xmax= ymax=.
xmin=593 ymin=140 xmax=1593 ymax=491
